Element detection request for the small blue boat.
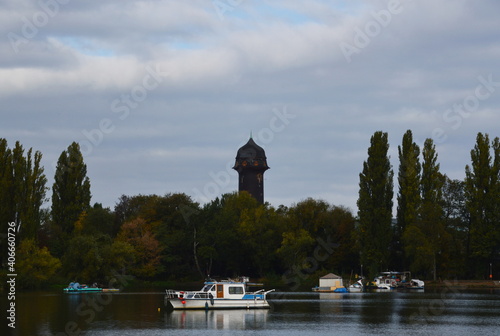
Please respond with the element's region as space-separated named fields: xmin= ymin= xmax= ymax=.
xmin=64 ymin=287 xmax=102 ymax=293
xmin=63 ymin=282 xmax=120 ymax=294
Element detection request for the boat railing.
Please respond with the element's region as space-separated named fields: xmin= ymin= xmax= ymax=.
xmin=165 ymin=289 xmax=214 ymax=300
xmin=184 ymin=291 xmax=212 ymax=299
xmin=165 ymin=290 xmax=179 ymax=299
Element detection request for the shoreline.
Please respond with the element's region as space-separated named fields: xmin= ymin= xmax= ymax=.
xmin=425 ymin=280 xmax=500 ymax=289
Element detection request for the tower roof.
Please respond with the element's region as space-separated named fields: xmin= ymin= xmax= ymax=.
xmin=235 ymin=137 xmax=267 ymax=160
xmin=233 ymin=137 xmax=269 ymax=170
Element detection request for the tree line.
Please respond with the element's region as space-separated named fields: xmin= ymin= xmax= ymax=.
xmin=0 ymin=132 xmax=498 ymax=289
xmin=358 ymin=131 xmax=499 ymax=281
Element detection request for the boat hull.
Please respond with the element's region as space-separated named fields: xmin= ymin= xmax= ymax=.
xmin=63 ymin=288 xmax=120 ymax=294
xmin=64 ymin=288 xmax=102 ymax=294
xmin=167 ymin=298 xmax=271 ymax=310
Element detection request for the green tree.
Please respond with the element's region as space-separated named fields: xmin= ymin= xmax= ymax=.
xmin=114 ymin=193 xmax=201 ymax=279
xmin=62 ymin=233 xmax=134 ymax=282
xmin=208 ymin=192 xmax=259 ymax=276
xmin=194 ymin=192 xmax=270 ymax=278
xmin=151 ymin=193 xmax=200 ymax=279
xmin=277 ymin=198 xmax=328 ymax=272
xmin=277 ymin=228 xmax=315 ymax=272
xmin=328 ymin=205 xmax=358 ymax=274
xmin=194 ymin=198 xmax=222 ymax=277
xmin=237 ymin=201 xmax=284 ymax=277
xmin=0 ymin=140 xmax=47 ymax=266
xmin=75 ymin=203 xmax=115 ymax=236
xmin=0 ymin=141 xmax=48 ymax=239
xmin=113 ymin=194 xmax=159 ymax=235
xmin=116 ymin=217 xmax=163 ymax=277
xmin=396 ymin=130 xmax=421 ymax=270
xmin=281 ymin=199 xmax=357 ymax=275
xmin=0 ymin=140 xmax=13 ymax=222
xmin=51 ymin=142 xmax=91 ymax=256
xmin=16 ymin=239 xmax=61 ymax=289
xmin=24 ymin=148 xmax=48 ymax=239
xmin=0 ymin=139 xmax=14 ymax=266
xmin=420 ymin=138 xmax=447 ymax=279
xmin=442 ymin=176 xmax=468 ymax=277
xmin=357 ymin=131 xmax=394 ymax=279
xmin=403 ymin=138 xmax=447 ymax=279
xmin=464 ymin=133 xmax=500 ymax=277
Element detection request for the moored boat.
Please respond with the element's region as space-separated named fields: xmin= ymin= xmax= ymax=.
xmin=372 ymin=271 xmax=425 ymax=290
xmin=165 ymin=277 xmax=274 ymax=310
xmin=348 ymin=279 xmax=364 ymax=292
xmin=63 ymin=282 xmax=120 ymax=294
xmin=64 ymin=282 xmax=101 ymax=293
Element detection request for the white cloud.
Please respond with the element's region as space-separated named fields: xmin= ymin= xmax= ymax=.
xmin=1 ymin=0 xmax=500 ymax=211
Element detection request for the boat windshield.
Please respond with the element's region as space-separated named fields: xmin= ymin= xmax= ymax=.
xmin=202 ymin=284 xmax=214 ymax=292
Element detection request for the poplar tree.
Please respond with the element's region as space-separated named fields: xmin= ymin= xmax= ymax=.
xmin=16 ymin=146 xmax=48 ymax=239
xmin=0 ymin=140 xmax=47 ymax=238
xmin=0 ymin=139 xmax=14 ymax=266
xmin=442 ymin=176 xmax=468 ymax=276
xmin=0 ymin=139 xmax=48 ymax=268
xmin=357 ymin=131 xmax=394 ymax=279
xmin=464 ymin=133 xmax=500 ymax=277
xmin=395 ymin=130 xmax=421 ymax=270
xmin=51 ymin=142 xmax=91 ymax=255
xmin=409 ymin=138 xmax=446 ymax=280
xmin=0 ymin=139 xmax=13 ymax=228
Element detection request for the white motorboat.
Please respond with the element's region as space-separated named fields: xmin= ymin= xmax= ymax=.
xmin=373 ymin=271 xmax=425 ymax=290
xmin=348 ymin=279 xmax=364 ymax=292
xmin=165 ymin=277 xmax=274 ymax=310
xmin=407 ymin=278 xmax=425 ymax=289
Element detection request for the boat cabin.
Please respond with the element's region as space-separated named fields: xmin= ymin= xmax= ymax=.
xmin=196 ymin=281 xmax=247 ymax=299
xmin=180 ymin=279 xmax=263 ymax=300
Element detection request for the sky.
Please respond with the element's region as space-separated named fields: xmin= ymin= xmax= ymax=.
xmin=1 ymin=0 xmax=500 ymax=214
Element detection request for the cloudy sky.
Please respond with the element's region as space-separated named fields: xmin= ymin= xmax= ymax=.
xmin=2 ymin=0 xmax=499 ymax=214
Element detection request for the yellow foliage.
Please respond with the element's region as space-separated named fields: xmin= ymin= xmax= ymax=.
xmin=16 ymin=239 xmax=61 ymax=288
xmin=74 ymin=211 xmax=87 ymax=233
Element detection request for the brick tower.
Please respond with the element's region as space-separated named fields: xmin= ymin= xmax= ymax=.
xmin=233 ymin=137 xmax=269 ymax=203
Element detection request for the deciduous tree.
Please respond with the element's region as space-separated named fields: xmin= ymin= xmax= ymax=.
xmin=357 ymin=131 xmax=394 ymax=279
xmin=51 ymin=142 xmax=91 ymax=256
xmin=17 ymin=238 xmax=61 ymax=289
xmin=117 ymin=217 xmax=163 ymax=277
xmin=396 ymin=130 xmax=421 ymax=270
xmin=465 ymin=133 xmax=500 ymax=277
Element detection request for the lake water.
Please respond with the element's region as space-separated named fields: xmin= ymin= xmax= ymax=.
xmin=3 ymin=288 xmax=500 ymax=336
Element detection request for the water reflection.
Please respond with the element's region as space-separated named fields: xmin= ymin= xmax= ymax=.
xmin=2 ymin=289 xmax=499 ymax=335
xmin=318 ymin=292 xmax=344 ymax=314
xmin=165 ymin=309 xmax=269 ymax=330
xmin=359 ymin=292 xmax=395 ymax=325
